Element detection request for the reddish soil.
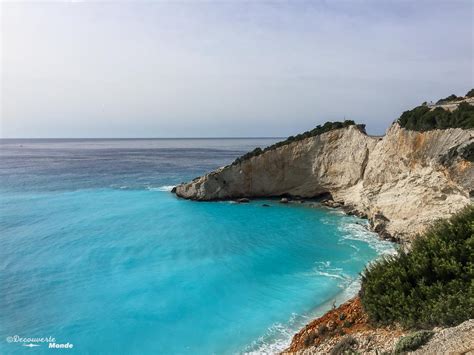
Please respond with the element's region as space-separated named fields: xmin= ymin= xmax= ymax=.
xmin=285 ymin=297 xmax=372 ymax=352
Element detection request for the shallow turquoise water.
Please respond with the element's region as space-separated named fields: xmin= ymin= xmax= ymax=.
xmin=0 ymin=139 xmax=394 ymax=354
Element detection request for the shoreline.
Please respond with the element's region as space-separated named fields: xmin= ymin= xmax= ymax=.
xmin=171 ymin=193 xmax=397 ymax=353
xmin=282 ymin=203 xmax=474 ymax=354
xmin=249 ymin=280 xmax=364 ymax=353
xmin=261 ymin=200 xmax=399 ymax=352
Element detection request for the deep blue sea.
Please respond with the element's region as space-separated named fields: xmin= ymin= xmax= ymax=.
xmin=0 ymin=139 xmax=394 ymax=354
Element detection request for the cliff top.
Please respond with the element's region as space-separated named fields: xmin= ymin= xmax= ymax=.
xmin=232 ymin=120 xmax=364 ymax=165
xmin=234 ymin=90 xmax=474 ymax=166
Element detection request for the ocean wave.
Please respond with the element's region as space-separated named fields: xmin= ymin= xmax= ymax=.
xmin=245 ymin=223 xmax=395 ymax=354
xmin=299 ymin=261 xmax=355 ymax=295
xmin=110 ymin=184 xmax=131 ymax=190
xmin=339 ymin=221 xmax=396 ymax=256
xmin=147 ymin=185 xmax=175 ymax=192
xmin=309 ymin=261 xmax=349 ymax=282
xmin=244 ymin=313 xmax=309 ymax=354
xmin=245 ymin=276 xmax=363 ymax=354
xmin=246 ymin=261 xmax=358 ymax=354
xmin=338 ymin=278 xmax=362 ymax=300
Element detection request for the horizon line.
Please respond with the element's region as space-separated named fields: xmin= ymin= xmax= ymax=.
xmin=0 ymin=137 xmax=286 ymax=140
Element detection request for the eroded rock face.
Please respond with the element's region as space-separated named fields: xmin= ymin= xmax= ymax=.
xmin=339 ymin=123 xmax=473 ymax=241
xmin=175 ymin=123 xmax=473 ymax=243
xmin=176 ymin=125 xmax=375 ymax=200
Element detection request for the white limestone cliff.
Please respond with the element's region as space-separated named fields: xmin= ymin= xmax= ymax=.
xmin=175 ymin=110 xmax=473 ymax=243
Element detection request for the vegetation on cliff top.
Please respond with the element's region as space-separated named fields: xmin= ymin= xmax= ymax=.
xmin=397 ymin=101 xmax=474 ymax=131
xmin=232 ymin=120 xmax=362 ymax=165
xmin=435 ymin=94 xmax=461 ymax=105
xmin=436 ymin=89 xmax=474 ymax=103
xmin=397 ymin=89 xmax=474 ymax=131
xmin=360 ymin=205 xmax=474 ymax=329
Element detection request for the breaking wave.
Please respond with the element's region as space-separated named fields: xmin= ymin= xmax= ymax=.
xmin=338 ymin=220 xmax=396 ymax=256
xmin=147 ymin=185 xmax=175 ymax=192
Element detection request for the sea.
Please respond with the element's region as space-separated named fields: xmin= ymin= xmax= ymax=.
xmin=0 ymin=138 xmax=395 ymax=354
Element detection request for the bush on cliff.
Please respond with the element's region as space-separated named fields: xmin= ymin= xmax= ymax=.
xmin=232 ymin=120 xmax=361 ymax=165
xmin=466 ymin=88 xmax=474 ymax=98
xmin=435 ymin=94 xmax=459 ymax=105
xmin=360 ymin=205 xmax=474 ymax=329
xmin=397 ymin=102 xmax=474 ymax=131
xmin=330 ymin=335 xmax=358 ymax=355
xmin=394 ymin=331 xmax=434 ymax=354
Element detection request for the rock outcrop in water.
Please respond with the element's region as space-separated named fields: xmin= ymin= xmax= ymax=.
xmin=174 ymin=97 xmax=474 ymax=243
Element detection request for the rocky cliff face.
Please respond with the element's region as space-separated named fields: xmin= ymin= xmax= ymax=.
xmin=175 ymin=111 xmax=473 ymax=243
xmin=176 ymin=125 xmax=374 ymax=200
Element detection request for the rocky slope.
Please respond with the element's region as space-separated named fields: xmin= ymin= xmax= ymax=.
xmin=174 ymin=99 xmax=473 ymax=243
xmin=411 ymin=320 xmax=474 ymax=354
xmin=284 ymin=296 xmax=474 ymax=354
xmin=284 ymin=297 xmax=406 ymax=354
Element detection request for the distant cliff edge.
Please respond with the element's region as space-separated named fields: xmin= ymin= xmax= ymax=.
xmin=174 ymin=94 xmax=474 ymax=244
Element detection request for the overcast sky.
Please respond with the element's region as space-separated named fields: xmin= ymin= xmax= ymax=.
xmin=1 ymin=0 xmax=472 ymax=138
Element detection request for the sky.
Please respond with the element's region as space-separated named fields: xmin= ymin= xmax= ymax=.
xmin=1 ymin=0 xmax=473 ymax=138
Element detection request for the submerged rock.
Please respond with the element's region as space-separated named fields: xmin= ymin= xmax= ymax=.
xmin=236 ymin=198 xmax=250 ymax=203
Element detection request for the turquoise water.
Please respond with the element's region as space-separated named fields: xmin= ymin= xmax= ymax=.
xmin=0 ymin=139 xmax=394 ymax=354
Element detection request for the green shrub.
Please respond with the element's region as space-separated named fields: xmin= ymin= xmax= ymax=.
xmin=303 ymin=331 xmax=318 ymax=347
xmin=466 ymin=89 xmax=474 ymax=98
xmin=343 ymin=320 xmax=353 ymax=328
xmin=330 ymin=335 xmax=358 ymax=355
xmin=394 ymin=330 xmax=434 ymax=353
xmin=397 ymin=101 xmax=474 ymax=131
xmin=360 ymin=206 xmax=474 ymax=328
xmin=318 ymin=324 xmax=329 ymax=335
xmin=436 ymin=94 xmax=459 ymax=105
xmin=461 ymin=142 xmax=474 ymax=162
xmin=232 ymin=120 xmax=362 ymax=165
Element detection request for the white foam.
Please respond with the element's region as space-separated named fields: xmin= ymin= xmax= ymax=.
xmin=244 ymin=314 xmax=309 ymax=354
xmin=245 ymin=259 xmax=360 ymax=354
xmin=338 ymin=221 xmax=396 ymax=256
xmin=244 ymin=221 xmax=396 ymax=354
xmin=309 ymin=261 xmax=348 ymax=281
xmin=245 ymin=280 xmax=364 ymax=354
xmin=147 ymin=185 xmax=175 ymax=192
xmin=338 ymin=278 xmax=362 ymax=300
